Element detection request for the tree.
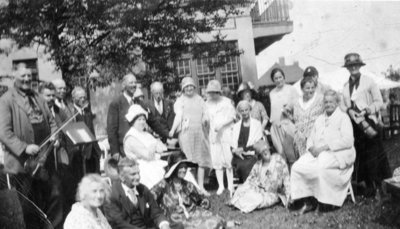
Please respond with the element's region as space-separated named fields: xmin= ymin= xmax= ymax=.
xmin=385 ymin=65 xmax=400 ymax=82
xmin=0 ymin=0 xmax=249 ymax=87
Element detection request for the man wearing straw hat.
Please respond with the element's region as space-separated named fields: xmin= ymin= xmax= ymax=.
xmin=341 ymin=53 xmax=391 ymax=197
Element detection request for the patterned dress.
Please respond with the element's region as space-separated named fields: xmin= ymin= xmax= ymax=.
xmin=292 ymin=94 xmax=324 ymax=156
xmin=151 ymin=179 xmax=225 ymax=229
xmin=174 ymin=94 xmax=211 ymax=168
xmin=230 ymin=154 xmax=290 ymax=213
xmin=250 ymin=100 xmax=269 ymax=124
xmin=64 ymin=202 xmax=112 ymax=229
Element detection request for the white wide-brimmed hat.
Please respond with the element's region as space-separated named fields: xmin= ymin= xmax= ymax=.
xmin=125 ymin=104 xmax=148 ymax=122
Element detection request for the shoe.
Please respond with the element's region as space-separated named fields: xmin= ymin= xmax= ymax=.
xmin=216 ymin=188 xmax=224 ymax=195
xmin=318 ymin=203 xmax=338 ymax=213
xmin=200 ymin=188 xmax=211 ymax=197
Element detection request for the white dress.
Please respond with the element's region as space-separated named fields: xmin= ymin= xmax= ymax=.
xmin=124 ymin=127 xmax=168 ymax=189
xmin=269 ymin=84 xmax=297 ymax=124
xmin=64 ymin=203 xmax=112 ymax=229
xmin=205 ymin=96 xmax=236 ymax=169
xmin=290 ymin=108 xmax=355 ymax=206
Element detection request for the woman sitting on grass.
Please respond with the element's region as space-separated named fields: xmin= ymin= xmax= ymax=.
xmin=151 ymin=153 xmax=225 ymax=229
xmin=230 ymin=140 xmax=290 ymax=213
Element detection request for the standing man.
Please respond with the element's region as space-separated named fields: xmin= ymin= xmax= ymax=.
xmin=52 ymin=79 xmax=73 ymax=119
xmin=0 ymin=63 xmax=61 ymax=229
xmin=341 ymin=53 xmax=391 ymax=197
xmin=147 ymin=81 xmax=175 ymax=130
xmin=107 ymin=74 xmax=171 ymax=158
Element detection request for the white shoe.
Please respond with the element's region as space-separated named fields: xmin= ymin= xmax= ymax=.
xmin=216 ymin=188 xmax=224 ymax=195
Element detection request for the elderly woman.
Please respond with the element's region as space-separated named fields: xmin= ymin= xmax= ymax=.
xmin=204 ymin=80 xmax=236 ymax=196
xmin=290 ymin=77 xmax=324 ymax=157
xmin=151 ymin=153 xmax=225 ymax=229
xmin=240 ymin=89 xmax=269 ymax=130
xmin=290 ymin=90 xmax=356 ymax=214
xmin=124 ymin=104 xmax=168 ymax=189
xmin=64 ymin=174 xmax=112 ymax=229
xmin=230 ymin=140 xmax=290 ymax=213
xmin=169 ymin=77 xmax=211 ymax=195
xmin=231 ymin=100 xmax=264 ymax=183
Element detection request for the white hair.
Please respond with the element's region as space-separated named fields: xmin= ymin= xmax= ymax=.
xmin=150 ymin=81 xmax=163 ymax=93
xmin=122 ymin=73 xmax=136 ymax=90
xmin=76 ymin=173 xmax=111 ymax=203
xmin=52 ymin=79 xmax=66 ymax=88
xmin=71 ymin=86 xmax=86 ymax=99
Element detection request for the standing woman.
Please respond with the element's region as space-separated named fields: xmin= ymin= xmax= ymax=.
xmin=269 ymin=68 xmax=297 ymax=125
xmin=204 ymin=80 xmax=236 ymax=196
xmin=292 ymin=77 xmax=324 ymax=157
xmin=170 ymin=77 xmax=211 ymax=195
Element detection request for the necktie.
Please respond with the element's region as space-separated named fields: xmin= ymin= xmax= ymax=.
xmin=157 ymin=100 xmax=163 ymax=114
xmin=127 ymin=189 xmax=138 ymax=206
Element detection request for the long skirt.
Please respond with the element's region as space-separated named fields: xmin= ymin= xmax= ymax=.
xmin=291 ymin=152 xmax=353 ymax=206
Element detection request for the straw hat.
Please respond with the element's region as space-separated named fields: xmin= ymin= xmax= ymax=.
xmin=125 ymin=104 xmax=148 ymax=122
xmin=164 ymin=153 xmax=197 ymax=179
xmin=206 ymin=80 xmax=222 ymax=93
xmin=181 ymin=77 xmax=196 ymax=90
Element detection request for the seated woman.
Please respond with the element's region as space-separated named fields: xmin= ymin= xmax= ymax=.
xmin=290 ymin=90 xmax=356 ymax=214
xmin=124 ymin=104 xmax=168 ymax=189
xmin=151 ymin=153 xmax=225 ymax=229
xmin=231 ymin=100 xmax=264 ymax=183
xmin=64 ymin=174 xmax=112 ymax=229
xmin=230 ymin=140 xmax=290 ymax=213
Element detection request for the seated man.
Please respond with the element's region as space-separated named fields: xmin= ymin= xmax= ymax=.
xmin=104 ymin=157 xmax=183 ymax=229
xmin=290 ymin=90 xmax=356 ymax=214
xmin=231 ymin=100 xmax=263 ymax=183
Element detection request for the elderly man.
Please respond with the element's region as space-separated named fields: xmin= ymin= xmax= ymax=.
xmin=291 ymin=90 xmax=356 ymax=214
xmin=0 ymin=63 xmax=62 ymax=228
xmin=341 ymin=53 xmax=391 ymax=197
xmin=107 ymin=74 xmax=171 ymax=158
xmin=104 ymin=157 xmax=182 ymax=229
xmin=147 ymin=81 xmax=175 ymax=130
xmin=52 ymin=79 xmax=73 ymax=119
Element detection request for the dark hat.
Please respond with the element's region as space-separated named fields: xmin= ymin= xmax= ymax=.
xmin=164 ymin=153 xmax=197 ymax=179
xmin=303 ymin=66 xmax=318 ymax=78
xmin=343 ymin=53 xmax=366 ymax=68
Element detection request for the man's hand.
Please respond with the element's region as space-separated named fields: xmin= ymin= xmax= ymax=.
xmin=348 ymin=109 xmax=358 ymax=120
xmin=25 ymin=144 xmax=39 ymax=155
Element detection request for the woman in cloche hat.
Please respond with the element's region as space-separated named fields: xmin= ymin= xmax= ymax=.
xmin=151 ymin=153 xmax=225 ymax=229
xmin=204 ymin=80 xmax=237 ymax=197
xmin=169 ymin=77 xmax=212 ymax=196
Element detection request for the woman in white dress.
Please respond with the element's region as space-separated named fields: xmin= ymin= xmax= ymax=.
xmin=204 ymin=80 xmax=236 ymax=196
xmin=290 ymin=90 xmax=356 ymax=214
xmin=123 ymin=104 xmax=168 ymax=189
xmin=64 ymin=174 xmax=112 ymax=229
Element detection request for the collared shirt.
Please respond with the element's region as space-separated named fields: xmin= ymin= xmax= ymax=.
xmin=55 ymin=98 xmax=66 ymax=110
xmin=154 ymin=99 xmax=163 ymax=114
xmin=15 ymin=87 xmax=44 ymax=124
xmin=123 ymin=92 xmax=134 ymax=105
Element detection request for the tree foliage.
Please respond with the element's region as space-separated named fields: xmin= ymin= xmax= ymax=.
xmin=0 ymin=0 xmax=249 ymax=87
xmin=385 ymin=65 xmax=400 ymax=82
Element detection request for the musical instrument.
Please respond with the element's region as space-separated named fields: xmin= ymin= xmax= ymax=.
xmin=23 ymin=102 xmax=89 ymax=176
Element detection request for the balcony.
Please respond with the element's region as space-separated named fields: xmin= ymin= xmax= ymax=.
xmin=250 ymin=0 xmax=293 ymax=54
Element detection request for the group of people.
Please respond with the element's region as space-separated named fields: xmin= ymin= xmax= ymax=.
xmin=0 ymin=52 xmax=392 ymax=229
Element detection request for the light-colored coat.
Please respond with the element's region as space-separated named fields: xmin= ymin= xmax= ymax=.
xmin=0 ymin=87 xmax=56 ymax=174
xmin=291 ymin=108 xmax=355 ymax=206
xmin=341 ymin=74 xmax=383 ymax=124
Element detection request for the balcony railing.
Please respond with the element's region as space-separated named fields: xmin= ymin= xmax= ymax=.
xmin=250 ymin=0 xmax=290 ymax=23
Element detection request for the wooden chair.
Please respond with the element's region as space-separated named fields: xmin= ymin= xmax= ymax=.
xmin=389 ymin=104 xmax=400 ymax=136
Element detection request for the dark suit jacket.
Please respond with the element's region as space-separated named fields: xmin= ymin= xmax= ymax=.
xmin=147 ymin=98 xmax=175 ymax=130
xmin=104 ymin=180 xmax=167 ymax=229
xmin=107 ymin=94 xmax=169 ymax=156
xmin=0 ymin=87 xmax=57 ymax=174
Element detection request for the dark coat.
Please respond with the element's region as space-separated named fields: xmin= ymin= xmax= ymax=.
xmin=0 ymin=87 xmax=57 ymax=174
xmin=107 ymin=94 xmax=169 ymax=156
xmin=104 ymin=180 xmax=167 ymax=229
xmin=146 ymin=98 xmax=175 ymax=130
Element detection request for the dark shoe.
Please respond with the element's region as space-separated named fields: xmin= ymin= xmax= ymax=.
xmin=318 ymin=203 xmax=339 ymax=213
xmin=288 ymin=199 xmax=304 ymax=211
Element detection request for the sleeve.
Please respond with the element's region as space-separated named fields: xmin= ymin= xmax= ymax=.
xmin=150 ymin=179 xmax=167 ymax=203
xmin=327 ymin=113 xmax=354 ymax=152
xmin=107 ymin=99 xmax=121 ymax=155
xmin=243 ymin=161 xmax=259 ymax=185
xmin=141 ymin=102 xmax=169 ymax=140
xmin=103 ymin=196 xmax=139 ymax=229
xmin=368 ymin=81 xmax=384 ymax=113
xmin=0 ymin=98 xmax=27 ymax=156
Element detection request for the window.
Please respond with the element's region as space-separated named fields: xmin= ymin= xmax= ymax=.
xmin=221 ymin=56 xmax=240 ymax=89
xmin=196 ymin=58 xmax=215 ymax=88
xmin=175 ymin=59 xmax=191 ymax=77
